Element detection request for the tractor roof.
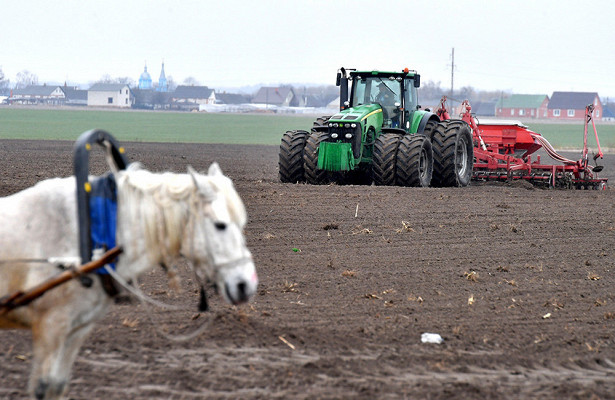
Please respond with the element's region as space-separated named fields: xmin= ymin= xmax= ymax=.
xmin=351 ymin=69 xmax=418 ymax=78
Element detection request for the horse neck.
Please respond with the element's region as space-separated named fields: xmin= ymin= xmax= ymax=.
xmin=115 ymin=178 xmax=192 ymax=279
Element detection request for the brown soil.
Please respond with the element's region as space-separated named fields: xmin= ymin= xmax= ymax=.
xmin=1 ymin=139 xmax=615 ymax=399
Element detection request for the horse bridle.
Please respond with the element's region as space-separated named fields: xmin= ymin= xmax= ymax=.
xmin=179 ymin=186 xmax=253 ymax=311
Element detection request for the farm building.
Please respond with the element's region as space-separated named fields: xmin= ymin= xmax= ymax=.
xmin=170 ymin=85 xmax=216 ymax=109
xmin=547 ymin=91 xmax=602 ymax=120
xmin=87 ymin=83 xmax=134 ymax=108
xmin=61 ymin=86 xmax=87 ymax=106
xmin=252 ymin=87 xmax=304 ymax=107
xmin=9 ymin=85 xmax=66 ymax=105
xmin=216 ymin=92 xmax=251 ymax=105
xmin=132 ymin=88 xmax=171 ymax=109
xmin=495 ymin=94 xmax=549 ymax=118
xmin=603 ymin=104 xmax=615 ymax=121
xmin=469 ymin=101 xmax=497 ymax=117
xmin=9 ymin=85 xmax=88 ymax=106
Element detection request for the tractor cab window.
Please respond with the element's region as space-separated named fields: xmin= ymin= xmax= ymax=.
xmin=351 ymin=77 xmax=401 ymax=107
xmin=404 ymin=78 xmax=418 ymax=113
xmin=352 ymin=77 xmax=402 ymax=127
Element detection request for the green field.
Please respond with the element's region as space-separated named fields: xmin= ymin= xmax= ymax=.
xmin=525 ymin=122 xmax=615 ymax=150
xmin=1 ymin=108 xmax=614 ymax=150
xmin=0 ymin=108 xmax=315 ymax=145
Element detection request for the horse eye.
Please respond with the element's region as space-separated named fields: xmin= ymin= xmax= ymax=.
xmin=214 ymin=222 xmax=227 ymax=231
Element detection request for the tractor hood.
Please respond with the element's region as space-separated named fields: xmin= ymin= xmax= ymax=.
xmin=329 ymin=104 xmax=383 ymax=124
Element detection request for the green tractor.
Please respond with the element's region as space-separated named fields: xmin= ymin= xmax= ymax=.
xmin=278 ymin=67 xmax=473 ymax=187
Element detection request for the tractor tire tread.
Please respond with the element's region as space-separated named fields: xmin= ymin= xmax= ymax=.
xmin=304 ymin=131 xmax=329 ymax=184
xmin=396 ymin=134 xmax=433 ymax=187
xmin=373 ymin=133 xmax=402 ymax=186
xmin=279 ymin=130 xmax=308 ymax=183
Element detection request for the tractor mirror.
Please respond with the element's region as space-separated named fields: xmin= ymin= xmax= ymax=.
xmin=414 ymin=75 xmax=421 ymax=87
xmin=336 ymin=72 xmax=341 ymax=86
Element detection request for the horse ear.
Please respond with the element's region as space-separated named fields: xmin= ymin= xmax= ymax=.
xmin=208 ymin=162 xmax=223 ymax=176
xmin=187 ymin=165 xmax=199 ymax=187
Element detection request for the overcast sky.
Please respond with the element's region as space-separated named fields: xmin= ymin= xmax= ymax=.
xmin=2 ymin=0 xmax=615 ymax=97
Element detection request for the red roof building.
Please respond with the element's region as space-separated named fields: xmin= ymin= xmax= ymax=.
xmin=547 ymin=92 xmax=602 ymax=120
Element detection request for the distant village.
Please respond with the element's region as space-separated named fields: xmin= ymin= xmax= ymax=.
xmin=2 ymin=62 xmax=614 ymax=121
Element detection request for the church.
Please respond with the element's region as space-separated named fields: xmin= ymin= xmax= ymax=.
xmin=138 ymin=62 xmax=168 ymax=92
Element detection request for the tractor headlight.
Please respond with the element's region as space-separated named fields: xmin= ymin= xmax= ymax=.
xmin=331 ymin=133 xmax=339 ymax=139
xmin=328 ymin=122 xmax=334 ymax=127
xmin=344 ymin=123 xmax=350 ymax=128
xmin=351 ymin=123 xmax=357 ymax=128
xmin=345 ymin=133 xmax=353 ymax=139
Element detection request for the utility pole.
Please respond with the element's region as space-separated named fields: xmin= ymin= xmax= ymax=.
xmin=450 ymin=47 xmax=455 ymax=97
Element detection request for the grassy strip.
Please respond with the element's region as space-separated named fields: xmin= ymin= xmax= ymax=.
xmin=0 ymin=108 xmax=316 ymax=145
xmin=1 ymin=108 xmax=614 ymax=150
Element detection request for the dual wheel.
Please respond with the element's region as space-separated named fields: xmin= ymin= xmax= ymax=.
xmin=373 ymin=120 xmax=473 ymax=187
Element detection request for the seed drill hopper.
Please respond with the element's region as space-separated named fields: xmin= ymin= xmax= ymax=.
xmin=437 ymin=97 xmax=607 ymax=189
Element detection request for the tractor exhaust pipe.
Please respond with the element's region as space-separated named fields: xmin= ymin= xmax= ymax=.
xmin=337 ymin=67 xmax=349 ymax=110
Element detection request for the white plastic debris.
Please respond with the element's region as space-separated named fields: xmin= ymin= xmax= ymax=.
xmin=421 ymin=332 xmax=444 ymax=344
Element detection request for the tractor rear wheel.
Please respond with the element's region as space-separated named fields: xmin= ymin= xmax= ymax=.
xmin=304 ymin=131 xmax=329 ymax=184
xmin=396 ymin=134 xmax=433 ymax=187
xmin=431 ymin=120 xmax=473 ymax=187
xmin=422 ymin=119 xmax=440 ymax=141
xmin=279 ymin=130 xmax=308 ymax=183
xmin=373 ymin=133 xmax=402 ymax=186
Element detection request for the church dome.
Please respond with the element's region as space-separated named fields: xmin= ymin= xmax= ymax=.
xmin=138 ymin=64 xmax=153 ymax=90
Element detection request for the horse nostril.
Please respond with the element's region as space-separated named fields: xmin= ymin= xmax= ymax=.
xmin=237 ymin=281 xmax=247 ymax=301
xmin=214 ymin=222 xmax=227 ymax=231
xmin=225 ymin=281 xmax=250 ymax=304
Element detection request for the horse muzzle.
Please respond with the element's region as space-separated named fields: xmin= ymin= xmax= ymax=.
xmin=219 ymin=259 xmax=258 ymax=305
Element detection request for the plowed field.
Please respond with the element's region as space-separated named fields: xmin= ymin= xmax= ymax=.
xmin=1 ymin=140 xmax=615 ymax=399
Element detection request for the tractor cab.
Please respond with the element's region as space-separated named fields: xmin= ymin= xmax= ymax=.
xmin=348 ymin=70 xmax=420 ymax=131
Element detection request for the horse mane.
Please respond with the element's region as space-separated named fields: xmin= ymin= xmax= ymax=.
xmin=114 ymin=163 xmax=247 ymax=266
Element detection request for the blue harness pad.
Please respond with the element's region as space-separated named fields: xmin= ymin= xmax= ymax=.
xmin=89 ymin=173 xmax=117 ymax=274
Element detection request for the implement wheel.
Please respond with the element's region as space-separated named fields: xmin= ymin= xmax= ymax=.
xmin=373 ymin=133 xmax=402 ymax=186
xmin=432 ymin=120 xmax=473 ymax=187
xmin=279 ymin=130 xmax=308 ymax=183
xmin=396 ymin=134 xmax=433 ymax=187
xmin=304 ymin=131 xmax=329 ymax=184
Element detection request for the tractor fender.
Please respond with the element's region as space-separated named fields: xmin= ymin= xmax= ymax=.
xmin=416 ymin=112 xmax=441 ymax=134
xmin=312 ymin=125 xmax=328 ymax=133
xmin=381 ymin=127 xmax=407 ymax=136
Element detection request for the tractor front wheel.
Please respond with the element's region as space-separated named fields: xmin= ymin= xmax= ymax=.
xmin=373 ymin=133 xmax=402 ymax=186
xmin=303 ymin=131 xmax=329 ymax=184
xmin=431 ymin=120 xmax=473 ymax=187
xmin=313 ymin=116 xmax=331 ymax=128
xmin=279 ymin=130 xmax=308 ymax=183
xmin=396 ymin=134 xmax=433 ymax=187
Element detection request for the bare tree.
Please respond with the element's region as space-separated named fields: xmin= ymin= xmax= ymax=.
xmin=166 ymin=76 xmax=177 ymax=91
xmin=94 ymin=74 xmax=114 ymax=84
xmin=115 ymin=76 xmax=135 ymax=86
xmin=15 ymin=70 xmax=38 ymax=89
xmin=0 ymin=67 xmax=9 ymax=94
xmin=182 ymin=76 xmax=200 ymax=86
xmin=417 ymin=80 xmax=445 ymax=101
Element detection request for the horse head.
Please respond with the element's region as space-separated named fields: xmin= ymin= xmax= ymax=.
xmin=115 ymin=162 xmax=258 ymax=307
xmin=184 ymin=163 xmax=258 ymax=305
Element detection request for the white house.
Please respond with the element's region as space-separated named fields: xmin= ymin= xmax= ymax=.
xmin=88 ymin=83 xmax=134 ymax=108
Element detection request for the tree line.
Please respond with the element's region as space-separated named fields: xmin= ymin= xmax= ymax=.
xmin=0 ymin=66 xmax=506 ymax=104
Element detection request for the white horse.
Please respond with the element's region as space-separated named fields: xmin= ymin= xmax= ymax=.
xmin=0 ymin=162 xmax=258 ymax=399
